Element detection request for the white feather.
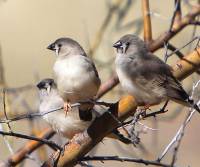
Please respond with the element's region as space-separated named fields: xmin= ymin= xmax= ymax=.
xmin=39 ymin=89 xmax=93 ymax=139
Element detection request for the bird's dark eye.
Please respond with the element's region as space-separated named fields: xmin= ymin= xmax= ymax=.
xmin=126 ymin=42 xmax=130 ymax=46
xmin=58 ymin=44 xmax=62 ymax=47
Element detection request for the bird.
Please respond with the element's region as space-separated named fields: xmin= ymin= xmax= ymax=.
xmin=37 ymin=78 xmax=134 ymax=144
xmin=37 ymin=78 xmax=94 ymax=139
xmin=113 ymin=34 xmax=200 ymax=112
xmin=47 ymin=37 xmax=101 ymax=114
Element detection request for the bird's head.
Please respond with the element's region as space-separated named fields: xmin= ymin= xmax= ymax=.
xmin=113 ymin=34 xmax=148 ymax=57
xmin=47 ymin=38 xmax=86 ymax=57
xmin=37 ymin=78 xmax=56 ymax=96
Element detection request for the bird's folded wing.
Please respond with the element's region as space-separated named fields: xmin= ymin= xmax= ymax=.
xmin=135 ymin=54 xmax=190 ymax=104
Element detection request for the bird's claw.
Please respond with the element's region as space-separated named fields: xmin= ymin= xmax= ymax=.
xmin=64 ymin=102 xmax=72 ymax=116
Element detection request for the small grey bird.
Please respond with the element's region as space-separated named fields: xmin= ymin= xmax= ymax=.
xmin=37 ymin=79 xmax=134 ymax=144
xmin=113 ymin=34 xmax=200 ymax=112
xmin=37 ymin=78 xmax=94 ymax=139
xmin=47 ymin=38 xmax=101 ymax=114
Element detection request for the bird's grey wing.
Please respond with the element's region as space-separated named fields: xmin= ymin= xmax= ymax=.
xmin=133 ymin=54 xmax=189 ymax=103
xmin=84 ymin=56 xmax=101 ymax=87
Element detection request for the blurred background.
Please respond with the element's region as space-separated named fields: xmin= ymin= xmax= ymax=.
xmin=0 ymin=0 xmax=200 ymax=166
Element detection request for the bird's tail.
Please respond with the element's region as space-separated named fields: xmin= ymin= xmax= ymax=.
xmin=171 ymin=97 xmax=200 ymax=113
xmin=108 ymin=129 xmax=132 ymax=144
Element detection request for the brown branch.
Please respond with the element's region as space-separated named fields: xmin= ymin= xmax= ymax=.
xmin=33 ymin=129 xmax=49 ymax=162
xmin=42 ymin=47 xmax=200 ymax=167
xmin=173 ymin=47 xmax=200 ymax=80
xmin=169 ymin=0 xmax=182 ymax=31
xmin=42 ymin=96 xmax=138 ymax=167
xmin=149 ymin=5 xmax=200 ymax=51
xmin=96 ymin=73 xmax=119 ymax=99
xmin=142 ymin=0 xmax=152 ymax=42
xmin=167 ymin=43 xmax=184 ymax=59
xmin=189 ymin=20 xmax=200 ymax=25
xmin=174 ymin=0 xmax=182 ymax=23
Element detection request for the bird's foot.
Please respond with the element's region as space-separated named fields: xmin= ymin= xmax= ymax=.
xmin=64 ymin=102 xmax=72 ymax=117
xmin=139 ymin=104 xmax=151 ymax=117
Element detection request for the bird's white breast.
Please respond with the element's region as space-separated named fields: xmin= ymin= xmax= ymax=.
xmin=41 ymin=106 xmax=92 ymax=139
xmin=116 ymin=57 xmax=161 ymax=105
xmin=53 ymin=55 xmax=96 ymax=102
xmin=54 ymin=55 xmax=87 ymax=87
xmin=116 ymin=67 xmax=142 ymax=97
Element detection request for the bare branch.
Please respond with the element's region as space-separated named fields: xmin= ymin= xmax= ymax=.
xmin=80 ymin=156 xmax=171 ymax=167
xmin=142 ymin=0 xmax=152 ymax=42
xmin=0 ymin=130 xmax=61 ymax=151
xmin=149 ymin=5 xmax=200 ymax=51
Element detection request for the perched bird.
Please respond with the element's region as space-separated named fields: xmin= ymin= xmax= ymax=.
xmin=37 ymin=78 xmax=94 ymax=139
xmin=47 ymin=38 xmax=101 ymax=114
xmin=113 ymin=34 xmax=200 ymax=112
xmin=37 ymin=78 xmax=133 ymax=143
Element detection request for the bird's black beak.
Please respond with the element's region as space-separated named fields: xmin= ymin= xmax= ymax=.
xmin=47 ymin=43 xmax=56 ymax=51
xmin=113 ymin=41 xmax=122 ymax=48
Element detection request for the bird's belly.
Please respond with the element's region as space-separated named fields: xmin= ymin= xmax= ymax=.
xmin=57 ymin=75 xmax=98 ymax=102
xmin=117 ymin=69 xmax=161 ymax=105
xmin=43 ymin=110 xmax=91 ymax=139
xmin=54 ymin=58 xmax=98 ymax=102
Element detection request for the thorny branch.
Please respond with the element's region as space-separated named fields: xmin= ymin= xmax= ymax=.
xmin=80 ymin=156 xmax=171 ymax=167
xmin=0 ymin=130 xmax=62 ymax=151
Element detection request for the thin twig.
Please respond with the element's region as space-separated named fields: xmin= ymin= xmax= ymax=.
xmin=0 ymin=130 xmax=62 ymax=151
xmin=80 ymin=156 xmax=171 ymax=167
xmin=166 ymin=36 xmax=199 ymax=58
xmin=0 ymin=100 xmax=113 ymax=124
